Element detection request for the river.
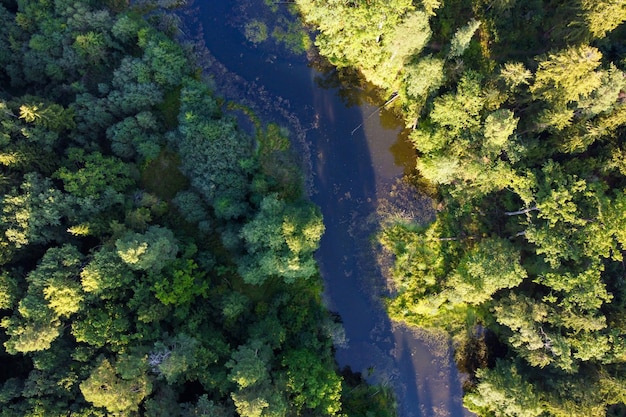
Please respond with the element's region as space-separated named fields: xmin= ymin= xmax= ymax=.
xmin=183 ymin=1 xmax=472 ymax=416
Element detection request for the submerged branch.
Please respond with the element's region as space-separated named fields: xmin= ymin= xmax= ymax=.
xmin=351 ymin=92 xmax=399 ymax=135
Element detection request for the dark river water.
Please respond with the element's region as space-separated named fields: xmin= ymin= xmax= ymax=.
xmin=185 ymin=1 xmax=472 ymax=416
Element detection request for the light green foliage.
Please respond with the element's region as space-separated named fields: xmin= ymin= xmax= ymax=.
xmin=577 ymin=64 xmax=626 ymax=118
xmin=414 ymin=72 xmax=523 ymax=197
xmin=465 ymin=359 xmax=543 ymax=417
xmin=230 ymin=388 xmax=271 ymax=417
xmin=80 ymin=358 xmax=152 ymax=414
xmin=403 ymin=56 xmax=445 ymax=100
xmin=115 ymin=225 xmax=178 ymax=272
xmin=80 ymin=247 xmax=134 ymax=296
xmin=1 ymin=173 xmax=69 ymax=248
xmin=531 ymin=45 xmax=603 ymax=105
xmin=1 ymin=302 xmax=61 ymax=354
xmin=71 ymin=304 xmax=132 ymax=349
xmin=520 ymin=162 xmax=623 ymax=269
xmin=295 ymin=0 xmax=414 ymax=87
xmin=282 ymin=348 xmax=342 ymax=415
xmin=580 ymin=0 xmax=626 ymax=38
xmin=448 ymin=238 xmax=526 ymax=305
xmin=271 ymin=16 xmax=312 ymax=54
xmin=239 ymin=195 xmax=324 ymax=285
xmin=535 ymin=265 xmax=612 ymax=312
xmin=429 ymin=72 xmax=485 ymax=136
xmin=73 ymin=31 xmax=106 ymax=65
xmin=386 ymin=12 xmax=431 ymax=73
xmin=483 ymin=109 xmax=518 ymax=152
xmin=153 ymin=258 xmax=208 ymax=307
xmin=421 ymin=0 xmax=441 ymax=16
xmin=449 ymin=19 xmax=481 ymax=58
xmin=380 ymin=221 xmax=448 ymax=326
xmin=493 ymin=293 xmax=557 ymax=369
xmin=299 ymin=0 xmax=626 ymax=415
xmin=500 ymin=62 xmax=532 ymax=90
xmin=54 ymin=149 xmax=133 ymax=198
xmin=2 ymin=245 xmax=84 ymax=353
xmin=18 ymin=100 xmax=75 ymax=132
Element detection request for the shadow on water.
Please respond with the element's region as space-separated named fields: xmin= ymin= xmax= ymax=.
xmin=184 ymin=1 xmax=472 ymax=416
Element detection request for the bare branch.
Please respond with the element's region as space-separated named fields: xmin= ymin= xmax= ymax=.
xmin=505 ymin=206 xmax=539 ymax=216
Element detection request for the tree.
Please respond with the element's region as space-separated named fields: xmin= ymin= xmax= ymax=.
xmin=73 ymin=31 xmax=107 ymax=65
xmin=385 ymin=11 xmax=432 ymax=78
xmin=181 ymin=395 xmax=234 ymax=417
xmin=403 ymin=56 xmax=445 ymax=100
xmin=483 ymin=109 xmax=519 ymax=154
xmin=115 ymin=225 xmax=178 ymax=272
xmin=54 ymin=149 xmax=133 ymax=201
xmin=17 ymin=98 xmax=75 ymax=132
xmin=449 ymin=19 xmax=481 ymax=58
xmin=137 ymin=29 xmax=189 ymax=88
xmin=282 ymin=348 xmax=342 ymax=415
xmin=238 ymin=195 xmax=324 ymax=285
xmin=175 ymin=79 xmax=252 ymax=220
xmin=493 ymin=293 xmax=559 ymax=369
xmin=1 ymin=300 xmax=61 ymax=354
xmin=80 ymin=247 xmax=134 ymax=297
xmin=499 ymin=62 xmax=532 ymax=90
xmin=80 ymin=357 xmax=151 ymax=414
xmin=2 ymin=245 xmax=84 ymax=353
xmin=531 ymin=45 xmax=602 ymax=105
xmin=295 ymin=0 xmax=415 ymax=87
xmin=150 ymin=334 xmax=201 ymax=384
xmin=226 ymin=340 xmax=271 ymax=389
xmin=465 ymin=359 xmax=543 ymax=417
xmin=580 ymin=0 xmax=626 ymax=38
xmin=0 ymin=270 xmax=19 ymax=310
xmin=71 ymin=303 xmax=132 ymax=349
xmin=447 ymin=237 xmax=526 ymax=305
xmin=1 ymin=172 xmax=69 ymax=248
xmin=152 ymin=258 xmax=208 ymax=318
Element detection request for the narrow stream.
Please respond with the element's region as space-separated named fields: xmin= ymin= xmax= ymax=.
xmin=184 ymin=2 xmax=472 ymax=416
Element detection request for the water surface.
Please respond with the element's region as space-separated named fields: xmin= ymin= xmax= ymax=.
xmin=188 ymin=2 xmax=472 ymax=416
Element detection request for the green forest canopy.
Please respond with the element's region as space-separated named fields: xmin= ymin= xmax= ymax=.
xmin=0 ymin=0 xmax=395 ymax=416
xmin=294 ymin=0 xmax=626 ymax=415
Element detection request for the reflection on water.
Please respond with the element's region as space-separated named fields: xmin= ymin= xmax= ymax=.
xmin=187 ymin=1 xmax=472 ymax=416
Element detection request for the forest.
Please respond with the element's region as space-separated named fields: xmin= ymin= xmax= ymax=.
xmin=293 ymin=0 xmax=626 ymax=416
xmin=0 ymin=0 xmax=397 ymax=416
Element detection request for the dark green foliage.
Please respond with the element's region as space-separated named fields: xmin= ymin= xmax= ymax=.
xmin=0 ymin=1 xmax=350 ymax=416
xmin=282 ymin=348 xmax=342 ymax=415
xmin=175 ymin=78 xmax=253 ymax=220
